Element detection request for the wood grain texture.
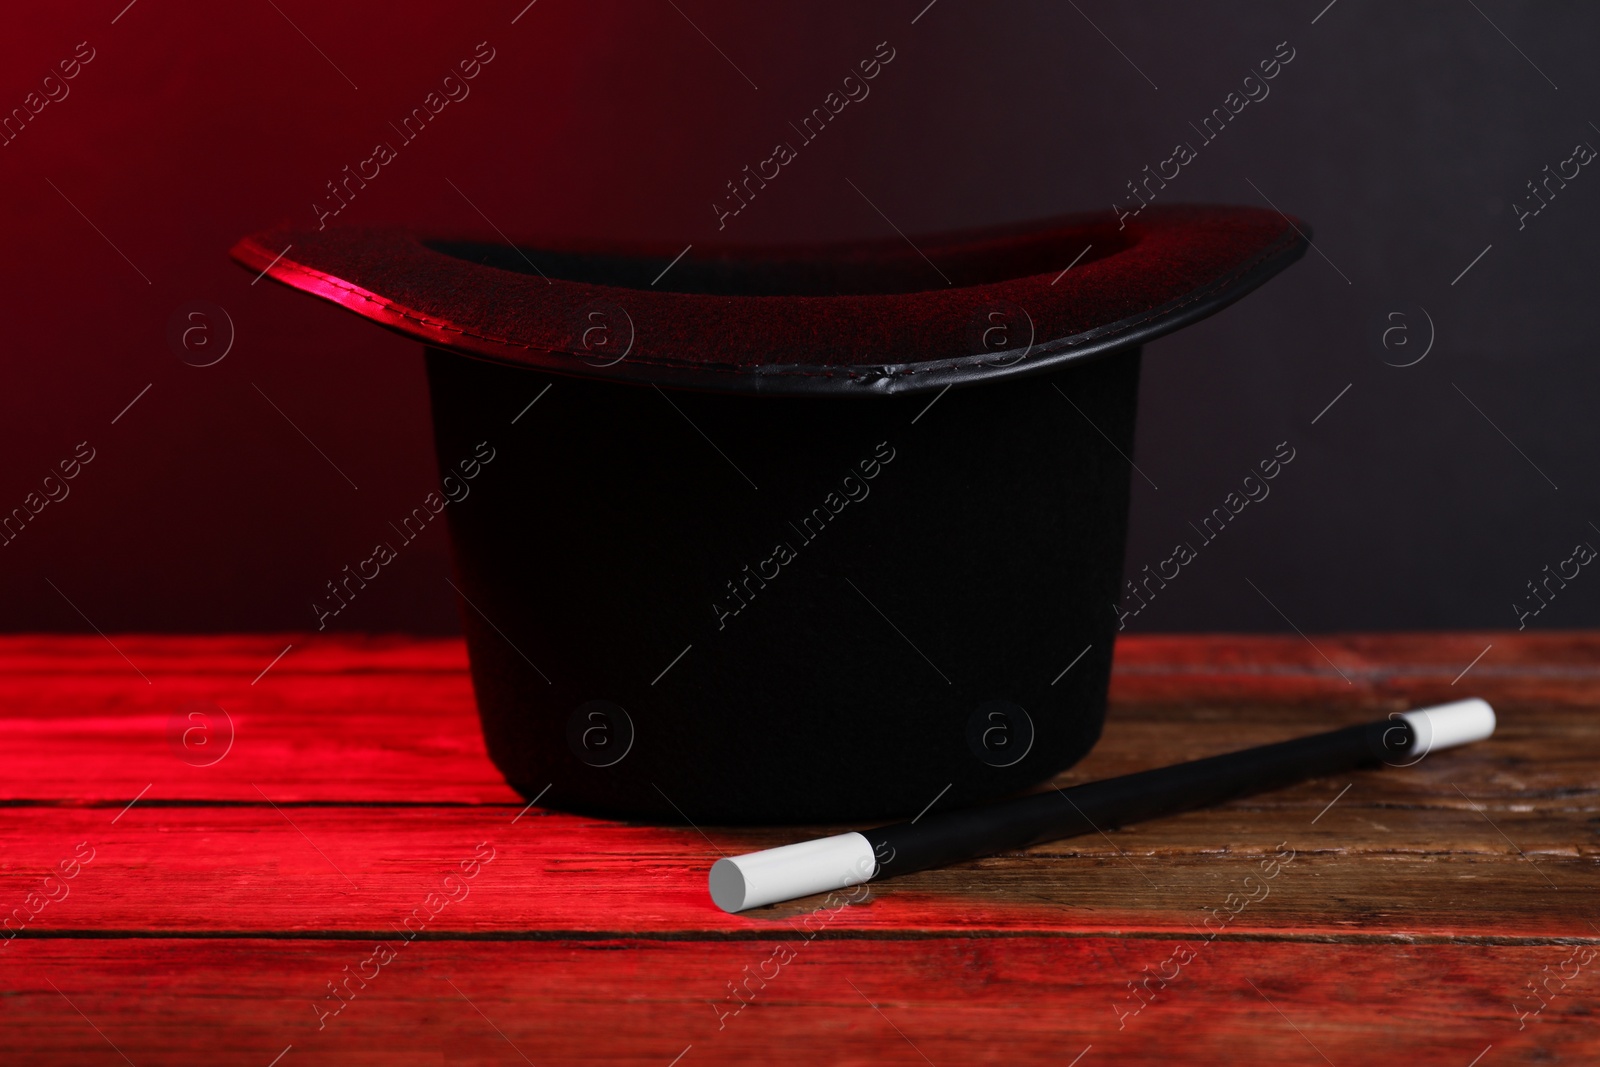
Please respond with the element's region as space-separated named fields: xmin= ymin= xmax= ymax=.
xmin=2 ymin=632 xmax=1596 ymax=1064
xmin=0 ymin=939 xmax=1590 ymax=1067
xmin=0 ymin=803 xmax=1593 ymax=938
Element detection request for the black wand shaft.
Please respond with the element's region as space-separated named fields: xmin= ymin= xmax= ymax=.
xmin=866 ymin=719 xmax=1413 ymax=879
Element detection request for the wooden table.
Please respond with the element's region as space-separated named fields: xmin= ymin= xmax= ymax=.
xmin=2 ymin=633 xmax=1595 ymax=1065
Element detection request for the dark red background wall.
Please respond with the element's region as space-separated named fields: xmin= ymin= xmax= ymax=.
xmin=4 ymin=1 xmax=1598 ymax=633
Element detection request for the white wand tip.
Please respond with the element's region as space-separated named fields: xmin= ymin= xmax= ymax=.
xmin=709 ymin=832 xmax=876 ymax=913
xmin=1400 ymin=698 xmax=1496 ymax=756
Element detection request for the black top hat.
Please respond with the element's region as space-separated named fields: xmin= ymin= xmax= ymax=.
xmin=234 ymin=205 xmax=1304 ymax=824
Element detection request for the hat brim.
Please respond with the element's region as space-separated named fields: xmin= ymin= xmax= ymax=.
xmin=230 ymin=204 xmax=1306 ymax=397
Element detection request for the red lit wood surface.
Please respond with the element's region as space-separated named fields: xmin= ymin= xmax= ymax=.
xmin=1 ymin=633 xmax=1594 ymax=1064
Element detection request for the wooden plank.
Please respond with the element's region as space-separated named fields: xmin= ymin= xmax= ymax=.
xmin=7 ymin=630 xmax=1586 ymax=686
xmin=1 ymin=801 xmax=1592 ymax=937
xmin=0 ymin=635 xmax=468 ymax=676
xmin=1111 ymin=632 xmax=1600 ymax=707
xmin=0 ymin=636 xmax=517 ymax=804
xmin=1 ymin=938 xmax=1592 ymax=1066
xmin=0 ymin=691 xmax=1576 ymax=808
xmin=2 ymin=633 xmax=1593 ymax=803
xmin=1113 ymin=631 xmax=1600 ymax=677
